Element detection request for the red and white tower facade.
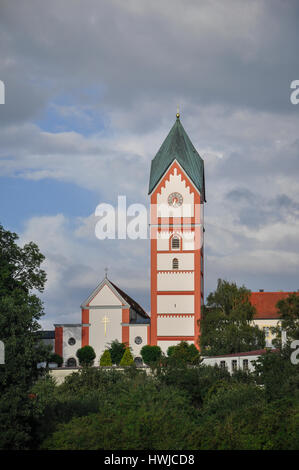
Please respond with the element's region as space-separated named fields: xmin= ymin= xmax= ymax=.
xmin=149 ymin=113 xmax=206 ymax=353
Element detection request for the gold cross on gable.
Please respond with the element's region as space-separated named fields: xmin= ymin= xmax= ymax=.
xmin=101 ymin=315 xmax=110 ymax=337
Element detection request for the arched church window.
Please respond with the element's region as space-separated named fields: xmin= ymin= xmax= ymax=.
xmin=134 ymin=357 xmax=143 ymax=367
xmin=68 ymin=337 xmax=76 ymax=346
xmin=172 ymin=258 xmax=179 ymax=270
xmin=66 ymin=357 xmax=77 ymax=368
xmin=171 ymin=235 xmax=180 ymax=250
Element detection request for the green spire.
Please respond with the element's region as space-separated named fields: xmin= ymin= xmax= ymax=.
xmin=148 ymin=115 xmax=206 ymax=200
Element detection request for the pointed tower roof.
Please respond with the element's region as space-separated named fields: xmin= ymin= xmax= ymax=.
xmin=148 ymin=114 xmax=206 ymax=200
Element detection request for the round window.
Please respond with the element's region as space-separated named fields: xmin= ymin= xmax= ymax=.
xmin=134 ymin=336 xmax=142 ymax=345
xmin=68 ymin=337 xmax=76 ymax=346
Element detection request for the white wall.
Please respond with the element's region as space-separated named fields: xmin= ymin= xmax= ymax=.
xmin=89 ymin=284 xmax=123 ymax=306
xmin=62 ymin=326 xmax=82 ymax=366
xmin=157 ymin=272 xmax=194 ymax=291
xmin=89 ymin=308 xmax=123 ymax=363
xmin=157 ymin=340 xmax=194 ymax=354
xmin=157 ymin=294 xmax=194 ymax=314
xmin=252 ymin=319 xmax=280 ymax=347
xmin=157 ymin=253 xmax=194 ymax=270
xmin=202 ymin=355 xmax=259 ymax=373
xmin=157 ymin=167 xmax=194 ymax=218
xmin=129 ymin=325 xmax=148 ymax=358
xmin=157 ymin=315 xmax=194 ymax=336
xmin=156 ymin=231 xmax=195 ymax=251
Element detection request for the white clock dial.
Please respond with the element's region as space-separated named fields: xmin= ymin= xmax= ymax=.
xmin=168 ymin=192 xmax=183 ymax=208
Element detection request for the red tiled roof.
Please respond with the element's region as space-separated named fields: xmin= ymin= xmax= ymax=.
xmin=250 ymin=292 xmax=295 ymax=319
xmin=205 ymin=348 xmax=279 ymax=359
xmin=110 ymin=281 xmax=150 ymax=320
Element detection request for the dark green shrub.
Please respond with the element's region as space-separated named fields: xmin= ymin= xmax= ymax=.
xmin=167 ymin=341 xmax=200 ymax=365
xmin=140 ymin=345 xmax=162 ymax=366
xmin=108 ymin=340 xmax=126 ymax=365
xmin=76 ymin=346 xmax=96 ymax=367
xmin=48 ymin=353 xmax=63 ymax=367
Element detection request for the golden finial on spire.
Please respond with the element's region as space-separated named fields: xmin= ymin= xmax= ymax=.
xmin=176 ymin=104 xmax=180 ymax=119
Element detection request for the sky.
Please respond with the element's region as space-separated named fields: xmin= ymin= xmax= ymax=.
xmin=1 ymin=0 xmax=299 ymax=329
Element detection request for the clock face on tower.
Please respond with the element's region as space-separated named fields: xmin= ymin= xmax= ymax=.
xmin=168 ymin=192 xmax=183 ymax=207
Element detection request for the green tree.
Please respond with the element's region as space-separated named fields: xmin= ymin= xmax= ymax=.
xmin=159 ymin=363 xmax=232 ymax=406
xmin=0 ymin=224 xmax=48 ymax=449
xmin=167 ymin=341 xmax=200 ymax=365
xmin=140 ymin=345 xmax=162 ymax=367
xmin=107 ymin=339 xmax=126 ymax=365
xmin=200 ymin=279 xmax=265 ymax=355
xmin=253 ymin=347 xmax=299 ymax=401
xmin=76 ymin=345 xmax=96 ymax=367
xmin=99 ymin=350 xmax=112 ymax=366
xmin=119 ymin=348 xmax=134 ymax=366
xmin=272 ymin=293 xmax=299 ymax=344
xmin=205 ymin=279 xmax=256 ymax=319
xmin=41 ymin=381 xmax=198 ymax=450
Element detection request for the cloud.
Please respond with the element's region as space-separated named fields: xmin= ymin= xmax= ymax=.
xmin=19 ymin=213 xmax=150 ymax=329
xmin=1 ymin=0 xmax=299 ymax=327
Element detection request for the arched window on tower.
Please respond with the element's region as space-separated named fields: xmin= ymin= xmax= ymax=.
xmin=172 ymin=258 xmax=179 ymax=270
xmin=171 ymin=235 xmax=180 ymax=250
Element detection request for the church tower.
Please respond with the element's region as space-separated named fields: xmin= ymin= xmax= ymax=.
xmin=148 ymin=112 xmax=206 ymax=353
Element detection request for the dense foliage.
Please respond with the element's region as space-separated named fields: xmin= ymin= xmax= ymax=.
xmin=167 ymin=341 xmax=200 ymax=365
xmin=30 ymin=347 xmax=299 ymax=450
xmin=1 ymin=224 xmax=298 ymax=451
xmin=0 ymin=224 xmax=49 ymax=449
xmin=272 ymin=293 xmax=299 ymax=343
xmin=200 ymin=279 xmax=265 ymax=355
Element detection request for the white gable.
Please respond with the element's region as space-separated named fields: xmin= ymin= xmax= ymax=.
xmin=88 ymin=284 xmax=123 ymax=307
xmin=157 ymin=166 xmax=194 ymax=218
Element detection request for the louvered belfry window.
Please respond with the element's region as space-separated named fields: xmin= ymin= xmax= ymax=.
xmin=172 ymin=258 xmax=179 ymax=270
xmin=171 ymin=236 xmax=180 ymax=250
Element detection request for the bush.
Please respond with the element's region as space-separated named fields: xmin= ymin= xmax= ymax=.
xmin=140 ymin=345 xmax=162 ymax=366
xmin=193 ymin=384 xmax=299 ymax=450
xmin=253 ymin=347 xmax=299 ymax=401
xmin=99 ymin=350 xmax=112 ymax=366
xmin=41 ymin=381 xmax=198 ymax=450
xmin=108 ymin=340 xmax=127 ymax=365
xmin=159 ymin=363 xmax=231 ymax=406
xmin=76 ymin=346 xmax=96 ymax=367
xmin=48 ymin=353 xmax=63 ymax=367
xmin=119 ymin=348 xmax=134 ymax=366
xmin=167 ymin=341 xmax=200 ymax=365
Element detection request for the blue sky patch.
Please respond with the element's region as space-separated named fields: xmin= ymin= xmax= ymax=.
xmin=0 ymin=176 xmax=99 ymax=232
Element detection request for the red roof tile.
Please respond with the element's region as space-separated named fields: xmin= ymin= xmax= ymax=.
xmin=250 ymin=291 xmax=295 ymax=319
xmin=205 ymin=348 xmax=279 ymax=359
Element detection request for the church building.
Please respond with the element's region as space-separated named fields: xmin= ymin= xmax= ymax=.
xmin=51 ymin=113 xmax=290 ymax=367
xmin=148 ymin=111 xmax=205 ymax=353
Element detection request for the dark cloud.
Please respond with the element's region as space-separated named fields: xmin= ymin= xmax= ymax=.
xmin=1 ymin=0 xmax=299 ymax=323
xmin=224 ymin=188 xmax=299 ymax=229
xmin=1 ymin=0 xmax=299 ymax=131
